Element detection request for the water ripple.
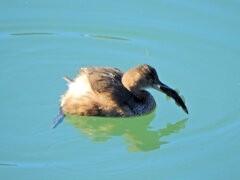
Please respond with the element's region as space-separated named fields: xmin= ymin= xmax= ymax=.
xmin=81 ymin=34 xmax=131 ymax=41
xmin=10 ymin=32 xmax=56 ymax=36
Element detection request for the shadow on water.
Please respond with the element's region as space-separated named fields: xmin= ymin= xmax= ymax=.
xmin=65 ymin=112 xmax=188 ymax=152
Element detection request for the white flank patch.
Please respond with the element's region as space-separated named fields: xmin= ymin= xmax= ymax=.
xmin=68 ymin=75 xmax=92 ymax=96
xmin=60 ymin=74 xmax=92 ymax=106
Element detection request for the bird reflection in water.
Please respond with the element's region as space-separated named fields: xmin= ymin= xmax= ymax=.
xmin=65 ymin=111 xmax=188 ymax=152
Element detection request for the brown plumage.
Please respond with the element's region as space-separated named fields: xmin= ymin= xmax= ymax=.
xmin=60 ymin=64 xmax=188 ymax=117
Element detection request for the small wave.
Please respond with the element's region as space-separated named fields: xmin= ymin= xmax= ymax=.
xmin=10 ymin=32 xmax=56 ymax=36
xmin=81 ymin=34 xmax=131 ymax=41
xmin=0 ymin=163 xmax=17 ymax=167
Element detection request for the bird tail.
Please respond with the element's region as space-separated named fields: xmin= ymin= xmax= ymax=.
xmin=63 ymin=76 xmax=73 ymax=83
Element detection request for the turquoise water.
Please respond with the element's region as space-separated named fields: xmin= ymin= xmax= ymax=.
xmin=1 ymin=0 xmax=240 ymax=179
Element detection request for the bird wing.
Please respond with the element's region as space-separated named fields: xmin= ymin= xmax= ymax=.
xmin=79 ymin=67 xmax=132 ymax=104
xmin=80 ymin=67 xmax=123 ymax=92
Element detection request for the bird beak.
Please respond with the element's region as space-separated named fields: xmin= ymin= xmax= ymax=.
xmin=153 ymin=81 xmax=188 ymax=114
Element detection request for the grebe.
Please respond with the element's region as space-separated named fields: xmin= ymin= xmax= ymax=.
xmin=60 ymin=64 xmax=188 ymax=117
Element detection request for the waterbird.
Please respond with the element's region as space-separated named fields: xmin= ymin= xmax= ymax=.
xmin=60 ymin=64 xmax=188 ymax=117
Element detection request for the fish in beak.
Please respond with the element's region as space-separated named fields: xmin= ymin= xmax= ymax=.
xmin=153 ymin=80 xmax=188 ymax=114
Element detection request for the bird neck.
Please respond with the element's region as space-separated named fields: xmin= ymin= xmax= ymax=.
xmin=122 ymin=79 xmax=144 ymax=100
xmin=131 ymin=89 xmax=149 ymax=100
xmin=128 ymin=90 xmax=156 ymax=115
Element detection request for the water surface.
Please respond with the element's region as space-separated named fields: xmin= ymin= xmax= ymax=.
xmin=1 ymin=0 xmax=240 ymax=179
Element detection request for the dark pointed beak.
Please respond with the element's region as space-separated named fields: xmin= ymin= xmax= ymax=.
xmin=153 ymin=81 xmax=188 ymax=114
